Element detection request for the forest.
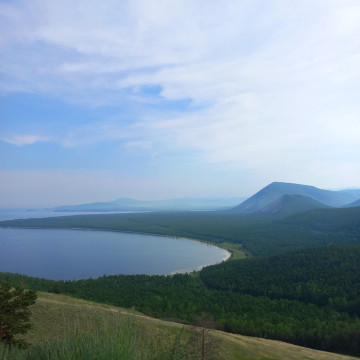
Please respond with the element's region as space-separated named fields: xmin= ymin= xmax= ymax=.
xmin=1 ymin=207 xmax=360 ymax=356
xmin=200 ymin=245 xmax=360 ymax=313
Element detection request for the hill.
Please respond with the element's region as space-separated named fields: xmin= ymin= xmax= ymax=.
xmin=279 ymin=206 xmax=360 ymax=231
xmin=54 ymin=197 xmax=245 ymax=212
xmin=257 ymin=194 xmax=330 ymax=217
xmin=1 ymin=291 xmax=358 ymax=360
xmin=232 ymin=182 xmax=357 ymax=213
xmin=242 ymin=206 xmax=360 ymax=256
xmin=344 ymin=199 xmax=360 ymax=208
xmin=341 ymin=188 xmax=360 ymax=199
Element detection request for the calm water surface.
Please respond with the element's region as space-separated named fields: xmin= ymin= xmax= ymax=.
xmin=0 ymin=210 xmax=229 ymax=280
xmin=0 ymin=209 xmax=140 ymax=221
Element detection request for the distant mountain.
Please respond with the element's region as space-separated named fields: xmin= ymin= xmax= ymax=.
xmin=54 ymin=197 xmax=245 ymax=212
xmin=339 ymin=188 xmax=360 ymax=199
xmin=344 ymin=198 xmax=360 ymax=208
xmin=232 ymin=182 xmax=357 ymax=213
xmin=257 ymin=194 xmax=330 ymax=217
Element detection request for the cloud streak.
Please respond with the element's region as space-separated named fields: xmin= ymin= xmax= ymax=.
xmin=0 ymin=134 xmax=50 ymax=146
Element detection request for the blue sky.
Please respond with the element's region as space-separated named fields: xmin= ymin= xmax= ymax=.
xmin=1 ymin=0 xmax=360 ymax=207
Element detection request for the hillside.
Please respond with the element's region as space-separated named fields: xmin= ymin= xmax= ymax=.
xmin=279 ymin=206 xmax=360 ymax=231
xmin=341 ymin=188 xmax=360 ymax=199
xmin=344 ymin=199 xmax=360 ymax=208
xmin=241 ymin=206 xmax=360 ymax=255
xmin=232 ymin=182 xmax=357 ymax=213
xmin=257 ymin=194 xmax=330 ymax=217
xmin=200 ymin=244 xmax=360 ymax=311
xmin=2 ymin=264 xmax=360 ymax=357
xmin=2 ymin=291 xmax=358 ymax=360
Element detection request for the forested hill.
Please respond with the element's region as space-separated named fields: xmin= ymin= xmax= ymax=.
xmin=279 ymin=206 xmax=360 ymax=231
xmin=200 ymin=244 xmax=360 ymax=313
xmin=241 ymin=206 xmax=360 ymax=256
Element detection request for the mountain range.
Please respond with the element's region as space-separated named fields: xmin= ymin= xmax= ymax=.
xmin=232 ymin=182 xmax=360 ymax=215
xmin=344 ymin=198 xmax=360 ymax=208
xmin=54 ymin=182 xmax=360 ymax=215
xmin=54 ymin=197 xmax=245 ymax=212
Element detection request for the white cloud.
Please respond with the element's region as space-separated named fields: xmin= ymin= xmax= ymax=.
xmin=0 ymin=0 xmax=359 ymax=189
xmin=2 ymin=0 xmax=359 ymax=105
xmin=0 ymin=134 xmax=50 ymax=146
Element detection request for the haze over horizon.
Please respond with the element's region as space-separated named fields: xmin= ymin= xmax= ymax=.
xmin=1 ymin=1 xmax=360 ymax=208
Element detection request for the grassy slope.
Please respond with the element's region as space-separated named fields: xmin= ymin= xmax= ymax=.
xmin=24 ymin=292 xmax=359 ymax=360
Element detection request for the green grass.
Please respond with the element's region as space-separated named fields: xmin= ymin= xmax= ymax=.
xmin=221 ymin=242 xmax=248 ymax=260
xmin=0 ymin=305 xmax=188 ymax=360
xmin=1 ymin=292 xmax=358 ymax=360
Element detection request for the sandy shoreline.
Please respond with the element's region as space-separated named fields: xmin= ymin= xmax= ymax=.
xmin=0 ymin=225 xmax=232 ymax=276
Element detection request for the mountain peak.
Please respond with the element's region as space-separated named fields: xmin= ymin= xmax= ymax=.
xmin=233 ymin=182 xmax=357 ymax=214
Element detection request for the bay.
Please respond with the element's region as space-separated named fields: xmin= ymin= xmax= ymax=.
xmin=0 ymin=211 xmax=230 ymax=280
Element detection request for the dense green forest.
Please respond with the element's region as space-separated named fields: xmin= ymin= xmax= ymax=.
xmin=1 ymin=206 xmax=360 ymax=256
xmin=1 ymin=244 xmax=360 ymax=356
xmin=200 ymin=245 xmax=360 ymax=313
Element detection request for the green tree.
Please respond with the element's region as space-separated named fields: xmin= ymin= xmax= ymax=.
xmin=0 ymin=281 xmax=37 ymax=348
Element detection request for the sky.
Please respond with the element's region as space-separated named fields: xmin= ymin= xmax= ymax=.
xmin=0 ymin=0 xmax=360 ymax=208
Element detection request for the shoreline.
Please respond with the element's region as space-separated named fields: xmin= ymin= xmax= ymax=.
xmin=170 ymin=250 xmax=231 ymax=275
xmin=0 ymin=225 xmax=232 ymax=277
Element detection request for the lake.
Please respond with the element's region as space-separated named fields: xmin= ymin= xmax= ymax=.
xmin=0 ymin=210 xmax=230 ymax=280
xmin=0 ymin=209 xmax=143 ymax=221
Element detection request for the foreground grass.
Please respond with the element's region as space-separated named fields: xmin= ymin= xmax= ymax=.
xmin=0 ymin=320 xmax=183 ymax=360
xmin=1 ymin=292 xmax=358 ymax=360
xmin=0 ymin=296 xmax=186 ymax=360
